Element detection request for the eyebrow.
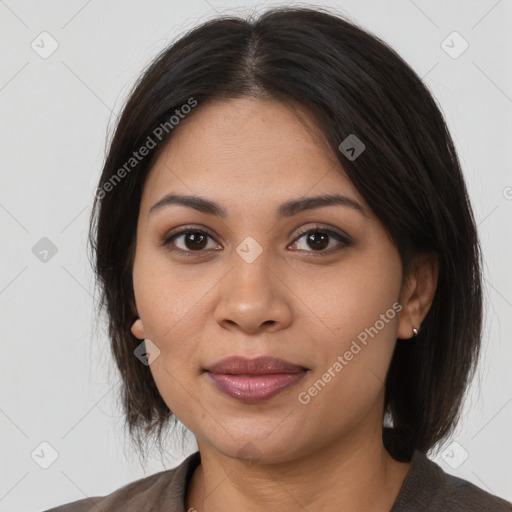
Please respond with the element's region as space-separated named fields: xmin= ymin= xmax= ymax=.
xmin=149 ymin=193 xmax=368 ymax=219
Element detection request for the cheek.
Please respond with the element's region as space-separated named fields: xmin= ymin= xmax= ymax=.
xmin=132 ymin=244 xmax=214 ymax=341
xmin=147 ymin=356 xmax=201 ymax=432
xmin=140 ymin=295 xmax=206 ymax=419
xmin=295 ymin=251 xmax=401 ymax=347
xmin=295 ymin=246 xmax=402 ymax=398
xmin=132 ymin=250 xmax=221 ymax=410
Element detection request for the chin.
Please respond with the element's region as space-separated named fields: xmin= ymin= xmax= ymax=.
xmin=198 ymin=430 xmax=311 ymax=466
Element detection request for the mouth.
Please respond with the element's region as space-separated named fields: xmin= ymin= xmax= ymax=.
xmin=204 ymin=356 xmax=309 ymax=404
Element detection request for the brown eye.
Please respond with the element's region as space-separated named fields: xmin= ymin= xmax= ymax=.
xmin=163 ymin=229 xmax=218 ymax=254
xmin=290 ymin=228 xmax=351 ymax=253
xmin=305 ymin=231 xmax=329 ymax=250
xmin=180 ymin=232 xmax=208 ymax=250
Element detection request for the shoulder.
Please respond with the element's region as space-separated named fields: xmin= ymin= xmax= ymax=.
xmin=439 ymin=470 xmax=512 ymax=511
xmin=392 ymin=450 xmax=512 ymax=512
xmin=39 ymin=451 xmax=201 ymax=512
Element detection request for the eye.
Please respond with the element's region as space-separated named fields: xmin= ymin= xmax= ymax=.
xmin=161 ymin=227 xmax=220 ymax=256
xmin=289 ymin=226 xmax=352 ymax=254
xmin=160 ymin=224 xmax=352 ymax=257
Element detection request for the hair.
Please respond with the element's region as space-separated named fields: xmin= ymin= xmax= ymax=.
xmin=88 ymin=5 xmax=483 ymax=463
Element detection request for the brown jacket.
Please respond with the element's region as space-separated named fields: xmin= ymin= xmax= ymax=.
xmin=40 ymin=450 xmax=511 ymax=511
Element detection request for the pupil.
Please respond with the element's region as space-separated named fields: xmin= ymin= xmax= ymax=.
xmin=308 ymin=231 xmax=328 ymax=250
xmin=186 ymin=232 xmax=207 ymax=250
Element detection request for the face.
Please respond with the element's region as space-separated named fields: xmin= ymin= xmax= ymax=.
xmin=131 ymin=97 xmax=415 ymax=464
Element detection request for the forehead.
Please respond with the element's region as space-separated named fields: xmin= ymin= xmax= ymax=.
xmin=140 ymin=97 xmax=365 ymax=213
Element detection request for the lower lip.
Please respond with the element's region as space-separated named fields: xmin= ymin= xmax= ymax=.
xmin=206 ymin=371 xmax=307 ymax=404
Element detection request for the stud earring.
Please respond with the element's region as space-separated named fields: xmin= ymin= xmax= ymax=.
xmin=412 ymin=327 xmax=419 ymax=337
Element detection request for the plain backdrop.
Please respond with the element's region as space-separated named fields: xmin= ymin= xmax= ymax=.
xmin=1 ymin=0 xmax=511 ymax=510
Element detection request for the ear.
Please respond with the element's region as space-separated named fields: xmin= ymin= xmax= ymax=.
xmin=397 ymin=252 xmax=438 ymax=340
xmin=131 ymin=317 xmax=145 ymax=340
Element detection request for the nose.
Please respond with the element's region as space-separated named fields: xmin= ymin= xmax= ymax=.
xmin=213 ymin=248 xmax=293 ymax=335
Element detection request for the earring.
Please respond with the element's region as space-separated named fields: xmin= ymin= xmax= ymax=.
xmin=412 ymin=326 xmax=420 ymax=337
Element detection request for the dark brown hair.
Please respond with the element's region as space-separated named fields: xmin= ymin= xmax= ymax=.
xmin=88 ymin=6 xmax=483 ymax=463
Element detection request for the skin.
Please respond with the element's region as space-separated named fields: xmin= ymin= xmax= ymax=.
xmin=130 ymin=97 xmax=438 ymax=511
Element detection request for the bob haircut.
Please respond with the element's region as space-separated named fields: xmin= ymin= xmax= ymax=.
xmin=88 ymin=6 xmax=482 ymax=463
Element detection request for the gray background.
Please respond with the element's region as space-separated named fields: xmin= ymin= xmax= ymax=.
xmin=1 ymin=0 xmax=511 ymax=510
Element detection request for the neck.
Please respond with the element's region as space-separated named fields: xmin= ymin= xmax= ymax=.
xmin=186 ymin=427 xmax=410 ymax=512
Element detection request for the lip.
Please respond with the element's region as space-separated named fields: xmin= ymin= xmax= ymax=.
xmin=205 ymin=356 xmax=307 ymax=375
xmin=204 ymin=356 xmax=308 ymax=404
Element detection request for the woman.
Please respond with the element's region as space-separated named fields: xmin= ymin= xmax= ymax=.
xmin=44 ymin=6 xmax=511 ymax=511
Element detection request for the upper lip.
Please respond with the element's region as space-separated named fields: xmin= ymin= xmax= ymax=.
xmin=205 ymin=356 xmax=307 ymax=375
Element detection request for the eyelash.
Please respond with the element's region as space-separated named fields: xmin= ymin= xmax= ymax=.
xmin=160 ymin=225 xmax=352 ymax=258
